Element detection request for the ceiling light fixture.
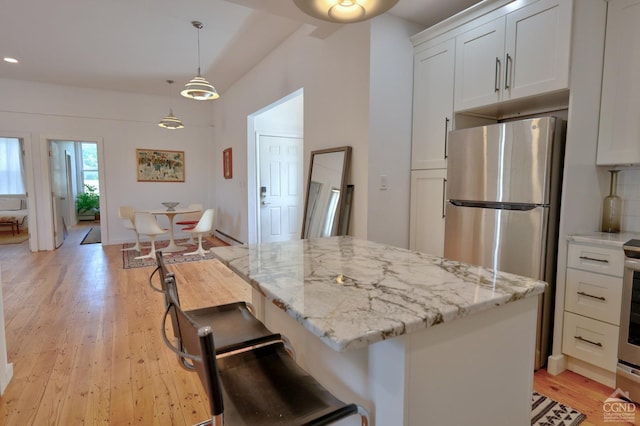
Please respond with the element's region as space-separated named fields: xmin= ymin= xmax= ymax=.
xmin=3 ymin=57 xmax=18 ymax=64
xmin=181 ymin=21 xmax=219 ymax=101
xmin=293 ymin=0 xmax=399 ymax=23
xmin=159 ymin=80 xmax=185 ymax=130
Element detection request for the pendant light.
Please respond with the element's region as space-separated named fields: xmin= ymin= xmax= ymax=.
xmin=158 ymin=80 xmax=185 ymax=130
xmin=293 ymin=0 xmax=399 ymax=23
xmin=181 ymin=21 xmax=219 ymax=100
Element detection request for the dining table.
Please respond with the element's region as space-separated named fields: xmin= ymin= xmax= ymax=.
xmin=146 ymin=207 xmax=199 ymax=253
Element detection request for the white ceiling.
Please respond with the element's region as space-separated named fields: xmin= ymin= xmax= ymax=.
xmin=0 ymin=0 xmax=481 ymax=97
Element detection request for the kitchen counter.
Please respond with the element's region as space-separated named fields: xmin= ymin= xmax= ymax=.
xmin=212 ymin=237 xmax=544 ymax=425
xmin=212 ymin=236 xmax=546 ymax=351
xmin=569 ymin=231 xmax=640 ymax=248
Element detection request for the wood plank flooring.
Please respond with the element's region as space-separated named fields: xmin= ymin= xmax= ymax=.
xmin=0 ymin=224 xmax=629 ymax=425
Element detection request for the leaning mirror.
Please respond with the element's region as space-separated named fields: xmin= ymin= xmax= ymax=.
xmin=301 ymin=146 xmax=352 ymax=239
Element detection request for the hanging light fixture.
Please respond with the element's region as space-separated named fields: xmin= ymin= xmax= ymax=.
xmin=293 ymin=0 xmax=399 ymax=23
xmin=181 ymin=21 xmax=219 ymax=100
xmin=159 ymin=80 xmax=185 ymax=130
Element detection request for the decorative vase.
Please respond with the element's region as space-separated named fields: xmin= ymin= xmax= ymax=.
xmin=601 ymin=170 xmax=622 ymax=233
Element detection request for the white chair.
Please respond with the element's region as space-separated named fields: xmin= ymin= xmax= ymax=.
xmin=183 ymin=208 xmax=214 ymax=257
xmin=118 ymin=206 xmax=144 ymax=252
xmin=175 ymin=203 xmax=203 ymax=243
xmin=134 ymin=212 xmax=168 ymax=260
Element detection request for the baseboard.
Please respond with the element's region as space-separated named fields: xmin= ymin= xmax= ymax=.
xmin=0 ymin=362 xmax=13 ymax=395
xmin=214 ymin=229 xmax=243 ymax=246
xmin=546 ymin=353 xmax=567 ymax=375
xmin=566 ymin=356 xmax=616 ymax=388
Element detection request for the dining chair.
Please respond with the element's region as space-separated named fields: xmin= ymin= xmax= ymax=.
xmin=176 ymin=203 xmax=203 ymax=243
xmin=183 ymin=208 xmax=215 ymax=257
xmin=150 ymin=251 xmax=286 ymax=369
xmin=161 ymin=286 xmax=370 ymax=426
xmin=133 ymin=212 xmax=168 ymax=260
xmin=118 ymin=205 xmax=144 ymax=252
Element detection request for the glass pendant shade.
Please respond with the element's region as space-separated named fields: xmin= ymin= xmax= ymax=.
xmin=181 ymin=75 xmax=219 ymax=100
xmin=158 ymin=109 xmax=184 ymax=130
xmin=293 ymin=0 xmax=399 ymax=23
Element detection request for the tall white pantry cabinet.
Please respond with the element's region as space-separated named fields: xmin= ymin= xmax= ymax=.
xmin=409 ymin=0 xmax=573 ymax=257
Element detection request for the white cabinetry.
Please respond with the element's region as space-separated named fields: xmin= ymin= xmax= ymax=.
xmin=562 ymin=241 xmax=624 ymax=387
xmin=597 ymin=0 xmax=640 ymax=165
xmin=409 ymin=170 xmax=446 ymax=257
xmin=409 ymin=38 xmax=454 ymax=256
xmin=454 ymin=0 xmax=572 ymax=111
xmin=411 ymin=39 xmax=455 ymax=170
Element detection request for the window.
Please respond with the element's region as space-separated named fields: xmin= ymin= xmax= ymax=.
xmin=0 ymin=137 xmax=25 ymax=194
xmin=78 ymin=142 xmax=99 ymax=194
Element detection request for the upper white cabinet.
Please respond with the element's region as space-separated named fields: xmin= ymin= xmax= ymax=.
xmin=597 ymin=0 xmax=640 ymax=165
xmin=454 ymin=0 xmax=572 ymax=112
xmin=411 ymin=39 xmax=455 ymax=170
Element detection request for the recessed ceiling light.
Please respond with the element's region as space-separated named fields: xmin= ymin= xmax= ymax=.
xmin=3 ymin=57 xmax=18 ymax=64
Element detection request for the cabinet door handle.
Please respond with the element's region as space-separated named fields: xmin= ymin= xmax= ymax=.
xmin=574 ymin=335 xmax=603 ymax=348
xmin=444 ymin=117 xmax=450 ymax=159
xmin=504 ymin=53 xmax=512 ymax=90
xmin=577 ymin=291 xmax=606 ymax=302
xmin=442 ymin=178 xmax=447 ymax=219
xmin=579 ymin=255 xmax=609 ymax=263
xmin=494 ymin=57 xmax=501 ymax=92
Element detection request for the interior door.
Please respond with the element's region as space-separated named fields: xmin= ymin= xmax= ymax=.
xmin=49 ymin=142 xmax=67 ymax=248
xmin=258 ymin=134 xmax=303 ymax=244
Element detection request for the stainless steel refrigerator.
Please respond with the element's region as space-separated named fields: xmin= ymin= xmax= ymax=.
xmin=444 ymin=116 xmax=566 ymax=370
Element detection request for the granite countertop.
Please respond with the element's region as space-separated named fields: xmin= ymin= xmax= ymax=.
xmin=569 ymin=231 xmax=640 ymax=248
xmin=212 ymin=236 xmax=546 ymax=352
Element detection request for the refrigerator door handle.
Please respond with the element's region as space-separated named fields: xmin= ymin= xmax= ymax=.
xmin=442 ymin=179 xmax=447 ymax=218
xmin=449 ymin=199 xmax=543 ymax=211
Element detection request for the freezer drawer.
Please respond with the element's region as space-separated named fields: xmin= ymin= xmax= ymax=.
xmin=443 ymin=202 xmax=548 ymax=280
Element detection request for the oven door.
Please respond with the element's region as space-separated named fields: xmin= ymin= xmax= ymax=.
xmin=617 ymin=258 xmax=640 ymax=401
xmin=619 ymin=259 xmax=640 ymax=363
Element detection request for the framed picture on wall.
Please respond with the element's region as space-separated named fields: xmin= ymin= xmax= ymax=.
xmin=223 ymin=148 xmax=233 ymax=179
xmin=136 ymin=149 xmax=185 ymax=182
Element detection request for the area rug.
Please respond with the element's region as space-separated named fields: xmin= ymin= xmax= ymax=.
xmin=532 ymin=391 xmax=586 ymax=426
xmin=80 ymin=227 xmax=101 ymax=245
xmin=122 ymin=237 xmax=228 ymax=269
xmin=0 ymin=228 xmax=29 ymax=245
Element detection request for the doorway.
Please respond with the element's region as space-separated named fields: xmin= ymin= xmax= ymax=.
xmin=247 ymin=90 xmax=304 ymax=244
xmin=48 ymin=139 xmax=103 ymax=249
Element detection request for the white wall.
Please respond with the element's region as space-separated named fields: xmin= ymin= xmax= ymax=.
xmin=367 ymin=15 xmax=424 ymax=248
xmin=211 ymin=24 xmax=371 ymax=243
xmin=614 ymin=167 xmax=640 ymax=232
xmin=0 ymin=78 xmax=215 ymax=249
xmin=212 ymin=17 xmax=420 ymax=245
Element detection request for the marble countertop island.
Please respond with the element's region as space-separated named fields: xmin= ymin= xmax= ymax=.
xmin=212 ymin=236 xmax=546 ymax=352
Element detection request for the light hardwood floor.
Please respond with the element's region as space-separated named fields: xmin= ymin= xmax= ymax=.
xmin=0 ymin=224 xmax=630 ymax=425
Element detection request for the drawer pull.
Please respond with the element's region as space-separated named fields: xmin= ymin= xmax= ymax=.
xmin=574 ymin=335 xmax=603 ymax=347
xmin=579 ymin=256 xmax=608 ymax=264
xmin=576 ymin=291 xmax=606 ymax=302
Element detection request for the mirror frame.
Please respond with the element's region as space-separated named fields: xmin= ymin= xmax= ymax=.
xmin=301 ymin=146 xmax=352 ymax=239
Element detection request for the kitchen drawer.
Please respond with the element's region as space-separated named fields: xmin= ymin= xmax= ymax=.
xmin=567 ymin=243 xmax=624 ymax=277
xmin=562 ymin=311 xmax=618 ymax=372
xmin=565 ymin=269 xmax=623 ymax=325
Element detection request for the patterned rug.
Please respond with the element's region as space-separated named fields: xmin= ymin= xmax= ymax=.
xmin=532 ymin=391 xmax=586 ymax=426
xmin=0 ymin=228 xmax=29 ymax=245
xmin=122 ymin=237 xmax=228 ymax=269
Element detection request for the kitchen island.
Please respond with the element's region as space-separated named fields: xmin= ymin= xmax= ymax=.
xmin=212 ymin=237 xmax=546 ymax=425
